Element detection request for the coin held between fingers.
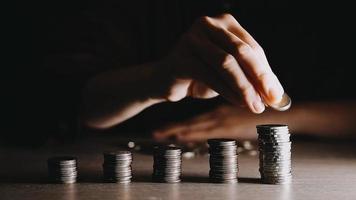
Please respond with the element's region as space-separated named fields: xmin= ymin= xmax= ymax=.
xmin=267 ymin=93 xmax=292 ymax=111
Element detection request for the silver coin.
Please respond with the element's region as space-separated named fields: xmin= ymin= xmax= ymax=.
xmin=261 ymin=170 xmax=292 ymax=175
xmin=256 ymin=124 xmax=292 ymax=185
xmin=207 ymin=139 xmax=237 ymax=146
xmin=208 ymin=139 xmax=239 ymax=183
xmin=209 ymin=178 xmax=238 ymax=184
xmin=257 ymin=124 xmax=289 ymax=130
xmin=152 ymin=145 xmax=182 ymax=183
xmin=259 ymin=141 xmax=292 ymax=145
xmin=262 ymin=174 xmax=292 ymax=179
xmin=102 ymin=151 xmax=133 ymax=183
xmin=47 ymin=156 xmax=78 ymax=184
xmin=267 ymin=93 xmax=292 ymax=111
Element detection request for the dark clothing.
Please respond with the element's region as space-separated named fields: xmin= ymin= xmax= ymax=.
xmin=6 ymin=0 xmax=356 ymax=145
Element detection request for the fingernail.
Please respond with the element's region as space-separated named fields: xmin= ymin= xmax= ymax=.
xmin=268 ymin=87 xmax=283 ymax=104
xmin=253 ymin=100 xmax=265 ymax=113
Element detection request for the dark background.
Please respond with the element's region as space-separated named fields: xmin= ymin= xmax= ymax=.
xmin=5 ymin=0 xmax=356 ymax=146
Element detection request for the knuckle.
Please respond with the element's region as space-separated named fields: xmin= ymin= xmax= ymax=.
xmin=240 ymin=84 xmax=254 ymax=97
xmin=220 ymin=54 xmax=235 ymax=70
xmin=235 ymin=43 xmax=253 ymax=58
xmin=252 ymin=44 xmax=265 ymax=55
xmin=256 ymin=72 xmax=272 ymax=83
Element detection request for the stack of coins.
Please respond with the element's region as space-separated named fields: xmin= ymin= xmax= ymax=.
xmin=103 ymin=151 xmax=132 ymax=183
xmin=152 ymin=146 xmax=182 ymax=183
xmin=47 ymin=156 xmax=78 ymax=184
xmin=257 ymin=124 xmax=292 ymax=184
xmin=208 ymin=139 xmax=238 ymax=183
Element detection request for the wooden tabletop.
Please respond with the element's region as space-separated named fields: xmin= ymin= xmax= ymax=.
xmin=1 ymin=136 xmax=356 ymax=200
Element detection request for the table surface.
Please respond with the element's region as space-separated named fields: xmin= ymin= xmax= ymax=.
xmin=1 ymin=136 xmax=356 ymax=200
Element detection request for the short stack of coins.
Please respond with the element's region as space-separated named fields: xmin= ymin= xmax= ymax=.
xmin=257 ymin=124 xmax=292 ymax=184
xmin=208 ymin=139 xmax=238 ymax=183
xmin=47 ymin=156 xmax=78 ymax=184
xmin=152 ymin=146 xmax=182 ymax=183
xmin=103 ymin=151 xmax=132 ymax=183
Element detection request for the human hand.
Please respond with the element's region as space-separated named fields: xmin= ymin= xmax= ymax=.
xmin=160 ymin=14 xmax=284 ymax=114
xmin=153 ymin=105 xmax=259 ymax=143
xmin=81 ymin=14 xmax=286 ymax=129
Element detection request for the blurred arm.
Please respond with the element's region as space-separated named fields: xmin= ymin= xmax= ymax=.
xmin=81 ymin=62 xmax=169 ymax=129
xmin=154 ymin=101 xmax=356 ymax=142
xmin=284 ymin=101 xmax=356 ymax=137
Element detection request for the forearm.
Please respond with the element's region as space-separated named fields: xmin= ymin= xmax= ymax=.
xmin=81 ymin=61 xmax=170 ymax=129
xmin=257 ymin=101 xmax=356 ymax=137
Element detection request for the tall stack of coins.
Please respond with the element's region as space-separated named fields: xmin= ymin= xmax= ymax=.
xmin=47 ymin=156 xmax=78 ymax=184
xmin=103 ymin=151 xmax=133 ymax=183
xmin=208 ymin=139 xmax=238 ymax=183
xmin=152 ymin=146 xmax=182 ymax=183
xmin=257 ymin=124 xmax=292 ymax=184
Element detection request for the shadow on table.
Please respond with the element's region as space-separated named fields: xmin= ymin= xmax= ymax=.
xmin=83 ymin=174 xmax=261 ymax=184
xmin=132 ymin=174 xmax=210 ymax=183
xmin=0 ymin=172 xmax=104 ymax=184
xmin=181 ymin=176 xmax=260 ymax=184
xmin=132 ymin=174 xmax=152 ymax=183
xmin=238 ymin=177 xmax=261 ymax=184
xmin=182 ymin=175 xmax=210 ymax=183
xmin=0 ymin=171 xmax=260 ymax=184
xmin=0 ymin=175 xmax=50 ymax=184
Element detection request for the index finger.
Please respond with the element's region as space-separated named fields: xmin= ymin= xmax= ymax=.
xmin=201 ymin=15 xmax=284 ymax=104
